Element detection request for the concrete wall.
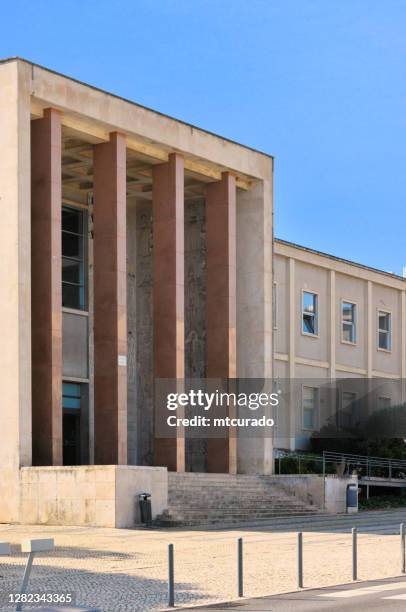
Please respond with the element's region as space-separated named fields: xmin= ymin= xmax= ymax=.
xmin=271 ymin=475 xmax=356 ymax=513
xmin=324 ymin=475 xmax=357 ymax=514
xmin=236 ymin=180 xmax=273 ymax=474
xmin=18 ymin=465 xmax=167 ymax=528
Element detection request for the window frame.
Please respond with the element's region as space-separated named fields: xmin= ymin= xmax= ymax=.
xmin=377 ymin=395 xmax=391 ymax=411
xmin=340 ymin=390 xmax=358 ymax=428
xmin=341 ymin=299 xmax=357 ymax=345
xmin=62 ymin=203 xmax=88 ymax=313
xmin=301 ymin=289 xmax=319 ymax=338
xmin=302 ymin=385 xmax=319 ymax=431
xmin=377 ymin=309 xmax=392 ymax=352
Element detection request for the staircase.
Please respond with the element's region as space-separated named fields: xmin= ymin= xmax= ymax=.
xmin=154 ymin=472 xmax=321 ymax=527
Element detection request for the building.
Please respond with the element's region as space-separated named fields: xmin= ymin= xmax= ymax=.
xmin=0 ymin=58 xmax=272 ymax=525
xmin=0 ymin=57 xmax=404 ymax=527
xmin=273 ymin=239 xmax=406 ymax=451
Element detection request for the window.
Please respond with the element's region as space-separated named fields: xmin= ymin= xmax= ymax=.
xmin=342 ymin=301 xmax=356 ymax=344
xmin=302 ymin=386 xmax=318 ymax=430
xmin=62 ymin=206 xmax=87 ymax=310
xmin=378 ymin=311 xmax=391 ymax=351
xmin=302 ymin=291 xmax=318 ymax=335
xmin=62 ymin=382 xmax=81 ymax=410
xmin=341 ymin=391 xmax=357 ymax=428
xmin=378 ymin=396 xmax=391 ymax=411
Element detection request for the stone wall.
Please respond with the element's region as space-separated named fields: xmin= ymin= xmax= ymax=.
xmin=18 ymin=465 xmax=167 ymax=528
xmin=185 ymin=200 xmax=207 ymax=472
xmin=270 ymin=474 xmax=357 ymax=513
xmin=134 ymin=201 xmax=154 ymax=466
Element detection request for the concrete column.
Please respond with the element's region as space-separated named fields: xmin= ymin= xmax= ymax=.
xmin=153 ymin=153 xmax=185 ymax=472
xmin=206 ymin=172 xmax=237 ymax=473
xmin=0 ymin=61 xmax=32 ymax=466
xmin=288 ymin=257 xmax=296 ymax=451
xmin=328 ymin=270 xmax=337 ymax=421
xmin=0 ymin=60 xmax=31 ymax=522
xmin=236 ymin=179 xmax=273 ymax=473
xmin=31 ymin=108 xmax=63 ymax=466
xmin=402 ymin=291 xmax=406 ymax=403
xmin=93 ymin=132 xmax=128 ymax=465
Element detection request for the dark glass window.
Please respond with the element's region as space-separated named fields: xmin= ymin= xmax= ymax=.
xmin=62 ymin=206 xmax=87 ymax=310
xmin=62 ymin=382 xmax=81 ymax=410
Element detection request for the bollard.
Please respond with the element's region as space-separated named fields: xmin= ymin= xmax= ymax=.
xmin=297 ymin=532 xmax=303 ymax=588
xmin=168 ymin=544 xmax=175 ymax=607
xmin=237 ymin=538 xmax=243 ymax=597
xmin=401 ymin=524 xmax=405 ymax=574
xmin=352 ymin=527 xmax=357 ymax=581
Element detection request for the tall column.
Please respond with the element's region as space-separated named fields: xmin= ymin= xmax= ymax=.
xmin=0 ymin=61 xmax=32 ymax=480
xmin=236 ymin=179 xmax=273 ymax=473
xmin=206 ymin=172 xmax=237 ymax=473
xmin=31 ymin=108 xmax=63 ymax=466
xmin=0 ymin=59 xmax=31 ymax=523
xmin=153 ymin=153 xmax=185 ymax=472
xmin=93 ymin=132 xmax=128 ymax=465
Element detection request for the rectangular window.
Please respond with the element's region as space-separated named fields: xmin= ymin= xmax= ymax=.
xmin=62 ymin=206 xmax=87 ymax=310
xmin=302 ymin=386 xmax=318 ymax=430
xmin=62 ymin=382 xmax=81 ymax=410
xmin=302 ymin=291 xmax=318 ymax=335
xmin=378 ymin=311 xmax=391 ymax=351
xmin=341 ymin=391 xmax=357 ymax=428
xmin=342 ymin=301 xmax=356 ymax=344
xmin=378 ymin=396 xmax=391 ymax=411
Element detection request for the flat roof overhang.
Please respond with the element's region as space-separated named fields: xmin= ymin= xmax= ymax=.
xmin=1 ymin=57 xmax=273 ymax=188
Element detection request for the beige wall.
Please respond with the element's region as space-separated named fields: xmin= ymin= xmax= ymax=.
xmin=274 ymin=241 xmax=406 ymax=450
xmin=19 ymin=465 xmax=167 ymax=528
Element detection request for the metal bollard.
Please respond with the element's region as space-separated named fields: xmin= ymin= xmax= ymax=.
xmin=237 ymin=538 xmax=243 ymax=597
xmin=168 ymin=544 xmax=175 ymax=607
xmin=352 ymin=527 xmax=357 ymax=581
xmin=297 ymin=532 xmax=303 ymax=588
xmin=401 ymin=523 xmax=405 ymax=574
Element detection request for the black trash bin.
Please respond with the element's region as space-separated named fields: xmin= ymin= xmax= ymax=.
xmin=139 ymin=493 xmax=152 ymax=526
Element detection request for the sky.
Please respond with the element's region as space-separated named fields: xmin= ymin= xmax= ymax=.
xmin=2 ymin=0 xmax=406 ymax=274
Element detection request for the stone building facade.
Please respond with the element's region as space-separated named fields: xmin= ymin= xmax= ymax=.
xmin=0 ymin=57 xmax=404 ymax=525
xmin=0 ymin=58 xmax=272 ymax=524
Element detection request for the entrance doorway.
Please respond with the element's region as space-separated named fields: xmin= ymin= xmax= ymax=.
xmin=63 ymin=411 xmax=81 ymax=465
xmin=62 ymin=381 xmax=88 ymax=465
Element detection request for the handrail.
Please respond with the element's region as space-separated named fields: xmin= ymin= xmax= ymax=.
xmin=274 ymin=449 xmax=406 ymax=478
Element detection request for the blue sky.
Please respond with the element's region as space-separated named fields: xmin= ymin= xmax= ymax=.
xmin=2 ymin=1 xmax=406 ymax=273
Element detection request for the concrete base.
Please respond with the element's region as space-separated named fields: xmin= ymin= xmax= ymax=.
xmin=270 ymin=474 xmax=358 ymax=514
xmin=0 ymin=465 xmax=167 ymax=528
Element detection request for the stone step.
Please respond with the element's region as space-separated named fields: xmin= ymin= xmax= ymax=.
xmin=154 ymin=472 xmax=320 ymax=527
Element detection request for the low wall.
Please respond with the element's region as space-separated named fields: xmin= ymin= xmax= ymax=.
xmin=1 ymin=465 xmax=167 ymax=528
xmin=266 ymin=474 xmax=357 ymax=513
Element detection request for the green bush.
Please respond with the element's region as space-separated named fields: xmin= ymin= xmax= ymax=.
xmin=360 ymin=495 xmax=406 ymax=511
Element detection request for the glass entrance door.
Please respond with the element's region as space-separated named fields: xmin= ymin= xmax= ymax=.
xmin=62 ymin=381 xmax=82 ymax=465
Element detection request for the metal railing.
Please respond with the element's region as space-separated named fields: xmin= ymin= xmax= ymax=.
xmin=274 ymin=449 xmax=406 ymax=480
xmin=322 ymin=451 xmax=406 ymax=480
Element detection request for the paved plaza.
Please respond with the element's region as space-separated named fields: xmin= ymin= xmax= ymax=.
xmin=1 ymin=512 xmax=406 ymax=611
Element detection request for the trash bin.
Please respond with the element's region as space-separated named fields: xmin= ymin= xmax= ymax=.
xmin=346 ymin=483 xmax=358 ymax=514
xmin=139 ymin=493 xmax=152 ymax=525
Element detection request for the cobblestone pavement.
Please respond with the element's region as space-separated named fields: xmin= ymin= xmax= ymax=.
xmin=0 ymin=521 xmax=404 ymax=612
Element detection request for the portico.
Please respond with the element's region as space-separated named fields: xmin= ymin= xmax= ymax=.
xmin=0 ymin=57 xmax=273 ymax=525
